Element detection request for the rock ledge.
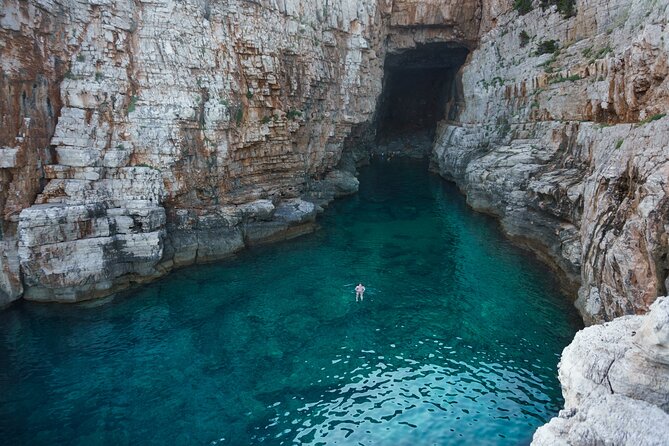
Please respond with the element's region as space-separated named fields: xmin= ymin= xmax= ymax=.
xmin=532 ymin=296 xmax=669 ymax=445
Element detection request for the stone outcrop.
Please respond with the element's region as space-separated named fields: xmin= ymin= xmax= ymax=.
xmin=532 ymin=296 xmax=669 ymax=445
xmin=432 ymin=0 xmax=669 ymax=324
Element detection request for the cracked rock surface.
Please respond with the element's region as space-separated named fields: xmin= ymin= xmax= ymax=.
xmin=532 ymin=296 xmax=669 ymax=445
xmin=432 ymin=0 xmax=669 ymax=324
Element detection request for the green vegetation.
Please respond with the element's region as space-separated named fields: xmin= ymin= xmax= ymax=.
xmin=64 ymin=70 xmax=75 ymax=79
xmin=581 ymin=46 xmax=593 ymax=58
xmin=638 ymin=113 xmax=666 ymax=125
xmin=126 ymin=95 xmax=138 ymax=115
xmin=286 ymin=109 xmax=302 ymax=120
xmin=514 ymin=0 xmax=576 ymax=18
xmin=536 ymin=39 xmax=559 ymax=55
xmin=261 ymin=116 xmax=271 ymax=124
xmin=593 ymin=46 xmax=613 ymax=60
xmin=615 ymin=139 xmax=624 ymax=150
xmin=235 ymin=106 xmax=244 ymax=124
xmin=549 ymin=74 xmax=582 ymax=84
xmin=497 ymin=116 xmax=512 ymax=138
xmin=513 ymin=0 xmax=533 ymax=15
xmin=519 ymin=30 xmax=531 ymax=48
xmin=539 ymin=49 xmax=560 ymax=73
xmin=478 ymin=76 xmax=506 ymax=91
xmin=495 ymin=77 xmax=506 ymax=86
xmin=95 ymin=71 xmax=103 ymax=81
xmin=246 ymin=90 xmax=254 ymax=99
xmin=76 ymin=54 xmax=85 ymax=62
xmin=540 ymin=0 xmax=577 ymax=18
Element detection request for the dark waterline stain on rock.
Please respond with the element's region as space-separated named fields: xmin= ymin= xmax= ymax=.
xmin=0 ymin=160 xmax=582 ymax=445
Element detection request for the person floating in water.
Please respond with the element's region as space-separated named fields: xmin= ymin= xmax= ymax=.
xmin=355 ymin=283 xmax=366 ymax=302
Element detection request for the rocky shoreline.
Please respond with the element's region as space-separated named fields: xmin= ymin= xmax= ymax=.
xmin=3 ymin=0 xmax=665 ymax=321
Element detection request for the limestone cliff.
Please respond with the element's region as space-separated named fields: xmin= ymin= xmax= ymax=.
xmin=0 ymin=0 xmax=376 ymax=303
xmin=3 ymin=0 xmax=663 ymax=323
xmin=0 ymin=0 xmax=480 ymax=304
xmin=432 ymin=0 xmax=669 ymax=324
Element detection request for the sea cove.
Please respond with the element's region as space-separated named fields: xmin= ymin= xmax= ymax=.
xmin=0 ymin=161 xmax=582 ymax=445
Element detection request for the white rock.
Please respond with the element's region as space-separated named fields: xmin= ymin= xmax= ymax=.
xmin=533 ymin=296 xmax=669 ymax=445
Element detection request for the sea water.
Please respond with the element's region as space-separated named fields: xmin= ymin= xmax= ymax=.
xmin=0 ymin=160 xmax=582 ymax=445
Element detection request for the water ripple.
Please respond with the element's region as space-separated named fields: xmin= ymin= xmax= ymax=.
xmin=0 ymin=161 xmax=581 ymax=445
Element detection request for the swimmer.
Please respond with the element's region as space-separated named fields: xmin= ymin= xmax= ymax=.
xmin=355 ymin=283 xmax=366 ymax=302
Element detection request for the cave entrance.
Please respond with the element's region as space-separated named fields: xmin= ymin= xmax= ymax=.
xmin=375 ymin=44 xmax=469 ymax=156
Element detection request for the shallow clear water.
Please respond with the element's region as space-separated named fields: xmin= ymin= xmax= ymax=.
xmin=0 ymin=160 xmax=582 ymax=445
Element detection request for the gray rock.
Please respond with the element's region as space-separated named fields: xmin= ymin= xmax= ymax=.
xmin=273 ymin=199 xmax=317 ymax=225
xmin=0 ymin=147 xmax=18 ymax=168
xmin=0 ymin=239 xmax=23 ymax=307
xmin=533 ymin=296 xmax=669 ymax=445
xmin=194 ymin=228 xmax=244 ymax=263
xmin=239 ymin=199 xmax=275 ymax=221
xmin=324 ymin=170 xmax=360 ymax=198
xmin=533 ymin=393 xmax=669 ymax=446
xmin=635 ymin=297 xmax=669 ymax=365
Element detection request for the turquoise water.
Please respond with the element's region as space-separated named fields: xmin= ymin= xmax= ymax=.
xmin=0 ymin=160 xmax=582 ymax=445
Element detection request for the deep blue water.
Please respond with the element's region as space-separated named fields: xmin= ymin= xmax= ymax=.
xmin=0 ymin=160 xmax=582 ymax=445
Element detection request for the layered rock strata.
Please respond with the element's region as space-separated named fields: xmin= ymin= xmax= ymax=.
xmin=432 ymin=0 xmax=669 ymax=324
xmin=0 ymin=0 xmax=481 ymax=305
xmin=533 ymin=296 xmax=669 ymax=445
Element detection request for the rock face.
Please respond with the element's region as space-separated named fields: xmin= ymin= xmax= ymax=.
xmin=0 ymin=0 xmax=665 ymax=321
xmin=0 ymin=0 xmax=482 ymax=304
xmin=432 ymin=0 xmax=669 ymax=324
xmin=532 ymin=296 xmax=669 ymax=445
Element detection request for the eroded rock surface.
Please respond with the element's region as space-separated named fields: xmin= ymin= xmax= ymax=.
xmin=0 ymin=0 xmax=482 ymax=303
xmin=532 ymin=296 xmax=669 ymax=445
xmin=432 ymin=0 xmax=669 ymax=323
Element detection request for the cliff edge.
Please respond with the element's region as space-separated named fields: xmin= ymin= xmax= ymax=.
xmin=533 ymin=296 xmax=669 ymax=445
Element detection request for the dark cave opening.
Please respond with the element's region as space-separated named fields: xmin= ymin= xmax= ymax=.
xmin=375 ymin=44 xmax=469 ymax=155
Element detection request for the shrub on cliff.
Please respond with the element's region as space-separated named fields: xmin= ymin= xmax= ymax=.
xmin=536 ymin=39 xmax=559 ymax=55
xmin=540 ymin=0 xmax=576 ymax=18
xmin=513 ymin=0 xmax=533 ymax=15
